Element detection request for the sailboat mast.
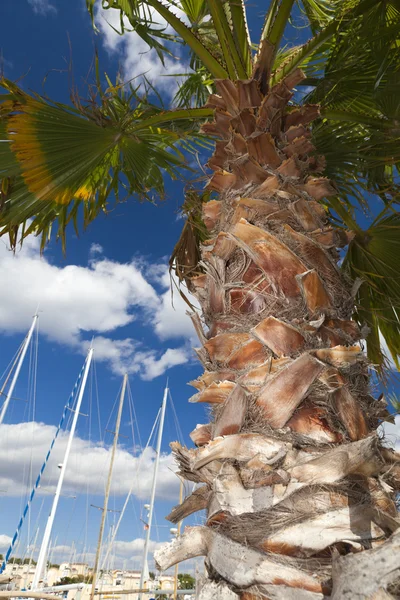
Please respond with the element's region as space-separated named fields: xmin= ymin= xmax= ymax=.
xmin=23 ymin=527 xmax=40 ymax=590
xmin=138 ymin=382 xmax=168 ymax=600
xmin=89 ymin=374 xmax=128 ymax=600
xmin=0 ymin=314 xmax=38 ymax=425
xmin=31 ymin=347 xmax=93 ymax=590
xmin=173 ymin=480 xmax=184 ymax=600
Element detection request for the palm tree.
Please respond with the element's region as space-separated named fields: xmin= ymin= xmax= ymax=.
xmin=2 ymin=1 xmax=400 ymax=597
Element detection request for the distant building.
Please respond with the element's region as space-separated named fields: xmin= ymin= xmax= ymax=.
xmin=2 ymin=561 xmax=190 ymax=600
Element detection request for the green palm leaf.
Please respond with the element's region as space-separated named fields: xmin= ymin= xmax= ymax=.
xmin=343 ymin=214 xmax=400 ymax=375
xmin=3 ymin=0 xmax=400 ymax=381
xmin=0 ymin=76 xmax=211 ymax=248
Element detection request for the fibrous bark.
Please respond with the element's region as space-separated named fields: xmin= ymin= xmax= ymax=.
xmin=155 ymin=71 xmax=399 ymax=598
xmin=331 ymin=528 xmax=400 ymax=599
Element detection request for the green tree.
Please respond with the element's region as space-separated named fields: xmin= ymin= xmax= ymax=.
xmin=2 ymin=1 xmax=400 ymax=597
xmin=56 ymin=574 xmax=92 ymax=586
xmin=178 ymin=573 xmax=195 ymax=589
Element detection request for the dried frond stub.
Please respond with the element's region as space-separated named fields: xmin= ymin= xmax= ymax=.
xmin=191 ymin=433 xmax=289 ymax=470
xmin=246 ymin=132 xmax=281 ymax=167
xmin=284 ymin=105 xmax=320 ymax=129
xmin=227 ymin=338 xmax=268 ymax=370
xmin=155 ymin=526 xmax=325 ymax=593
xmin=215 ymin=80 xmax=240 ymax=115
xmin=296 ymin=270 xmax=332 ymax=314
xmin=284 ymin=136 xmax=315 ymax=158
xmin=252 ymin=175 xmax=280 ymax=197
xmin=232 ymin=197 xmax=280 ymax=223
xmin=190 ymin=424 xmax=212 ymax=446
xmin=277 ymin=156 xmax=302 ymax=177
xmin=207 ymin=170 xmax=237 ymax=193
xmin=237 ymin=79 xmax=263 ymax=110
xmin=290 ymin=435 xmax=384 ymax=484
xmin=313 ymin=345 xmax=362 ymax=367
xmin=231 ymin=109 xmax=257 ymax=137
xmin=189 ymin=370 xmax=236 ymax=391
xmin=257 ymin=353 xmax=325 ymax=428
xmin=302 ymin=177 xmax=336 ymax=201
xmin=286 ymin=124 xmax=310 ymax=143
xmin=208 ymin=463 xmax=275 ymax=518
xmin=202 ymin=200 xmax=222 ymax=231
xmin=204 ymin=94 xmax=227 ymax=111
xmin=205 ymin=332 xmax=251 ymax=363
xmin=166 ymin=486 xmax=210 ymax=523
xmin=284 ymin=225 xmax=340 ymax=284
xmin=319 ymin=367 xmax=345 ymax=390
xmin=231 ymin=219 xmax=306 ymax=297
xmin=213 ymin=384 xmax=248 ymax=437
xmin=211 ymin=232 xmax=237 ymax=260
xmin=263 ymin=506 xmax=385 ymax=556
xmin=331 ymin=387 xmax=369 ymax=441
xmin=287 ymin=402 xmax=340 ymax=444
xmin=189 ymin=381 xmax=236 ymax=404
xmin=252 ymin=316 xmax=305 ymax=357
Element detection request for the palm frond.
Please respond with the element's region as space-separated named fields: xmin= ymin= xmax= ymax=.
xmin=272 ymin=0 xmax=400 ymax=86
xmin=298 ymin=1 xmax=400 ymax=210
xmin=179 ymin=0 xmax=209 ymax=24
xmin=169 ymin=189 xmax=210 ymax=290
xmin=228 ymin=0 xmax=252 ymax=75
xmin=88 ymin=0 xmax=177 ymax=64
xmin=205 ymin=0 xmax=248 ymax=78
xmin=88 ymin=0 xmax=229 ymax=78
xmin=299 ymin=0 xmax=338 ymax=33
xmin=173 ymin=69 xmax=214 ymax=108
xmin=343 ymin=214 xmax=400 ymax=376
xmin=0 ymin=76 xmax=211 ymax=249
xmin=260 ymin=0 xmax=296 ymax=64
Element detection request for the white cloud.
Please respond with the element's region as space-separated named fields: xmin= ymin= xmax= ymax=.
xmin=153 ymin=271 xmax=200 ymax=342
xmin=379 ymin=415 xmax=400 ymax=452
xmin=27 ymin=0 xmax=56 ymax=15
xmin=85 ymin=337 xmax=189 ymax=379
xmin=94 ymin=2 xmax=189 ymax=97
xmin=90 ymin=243 xmax=104 ymax=257
xmin=0 ymin=237 xmax=196 ymax=380
xmin=0 ymin=422 xmax=180 ymax=500
xmin=139 ymin=347 xmax=189 ymax=380
xmin=0 ymin=534 xmax=12 ymax=551
xmin=0 ymin=236 xmax=157 ymax=344
xmin=113 ymin=538 xmax=163 ymax=558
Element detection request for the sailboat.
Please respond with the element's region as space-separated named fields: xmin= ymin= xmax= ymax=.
xmin=1 ymin=338 xmax=174 ymax=600
xmin=31 ymin=347 xmax=94 ymax=589
xmin=0 ymin=347 xmax=93 ymax=579
xmin=0 ymin=314 xmax=39 ymax=426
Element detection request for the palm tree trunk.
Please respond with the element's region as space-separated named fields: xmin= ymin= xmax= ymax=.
xmin=155 ymin=70 xmax=400 ymax=599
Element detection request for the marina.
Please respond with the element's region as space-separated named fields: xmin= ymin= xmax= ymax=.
xmin=0 ymin=317 xmax=195 ymax=600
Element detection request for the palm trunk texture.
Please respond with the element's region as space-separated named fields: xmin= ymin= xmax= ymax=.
xmin=154 ymin=70 xmax=400 ymax=599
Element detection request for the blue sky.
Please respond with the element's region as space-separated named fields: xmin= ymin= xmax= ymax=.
xmin=0 ymin=0 xmax=399 ymax=576
xmin=0 ymin=0 xmax=213 ymax=572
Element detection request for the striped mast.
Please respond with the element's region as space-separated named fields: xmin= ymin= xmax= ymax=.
xmin=0 ymin=351 xmax=91 ymax=574
xmin=32 ymin=347 xmax=94 ymax=589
